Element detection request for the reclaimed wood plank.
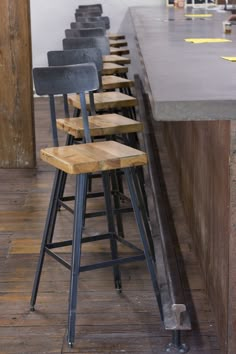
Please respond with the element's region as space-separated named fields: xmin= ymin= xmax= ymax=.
xmin=0 ymin=0 xmax=35 ymax=168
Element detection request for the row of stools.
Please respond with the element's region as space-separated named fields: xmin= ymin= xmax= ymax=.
xmin=30 ymin=3 xmax=163 ymax=347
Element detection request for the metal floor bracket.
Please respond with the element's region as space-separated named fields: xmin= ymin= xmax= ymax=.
xmin=166 ymin=331 xmax=189 ymax=353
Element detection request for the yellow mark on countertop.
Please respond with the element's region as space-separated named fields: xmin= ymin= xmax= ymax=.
xmin=185 ymin=38 xmax=232 ymax=44
xmin=185 ymin=14 xmax=212 ymax=18
xmin=221 ymin=56 xmax=236 ymax=62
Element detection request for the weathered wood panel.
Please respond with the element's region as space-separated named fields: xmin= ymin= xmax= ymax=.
xmin=0 ymin=0 xmax=35 ymax=168
xmin=228 ymin=120 xmax=236 ymax=354
xmin=162 ymin=120 xmax=230 ymax=353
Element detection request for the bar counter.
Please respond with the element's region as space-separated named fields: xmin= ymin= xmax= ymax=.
xmin=124 ymin=6 xmax=236 ymax=354
xmin=130 ymin=6 xmax=236 ymax=121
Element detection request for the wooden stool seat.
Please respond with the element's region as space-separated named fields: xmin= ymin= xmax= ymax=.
xmin=40 ymin=141 xmax=147 ymax=175
xmin=110 ymin=48 xmax=130 ymax=56
xmin=102 ymin=63 xmax=128 ymax=75
xmin=103 ymin=55 xmax=131 ymax=65
xmin=108 ymin=33 xmax=125 ymax=40
xmin=102 ymin=75 xmax=133 ymax=89
xmin=109 ymin=39 xmax=128 ymax=48
xmin=68 ymin=92 xmax=137 ymax=111
xmin=57 ymin=113 xmax=142 ymax=138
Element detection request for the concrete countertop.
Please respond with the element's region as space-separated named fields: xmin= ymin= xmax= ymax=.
xmin=130 ymin=6 xmax=236 ymax=120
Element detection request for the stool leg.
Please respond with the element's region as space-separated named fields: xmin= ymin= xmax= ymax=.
xmin=57 ymin=134 xmax=74 ymax=211
xmin=30 ymin=169 xmax=63 ymax=310
xmin=116 ymin=169 xmax=124 ymax=197
xmin=136 ymin=166 xmax=149 ymax=217
xmin=102 ymin=171 xmax=122 ymax=292
xmin=124 ymin=167 xmax=163 ymax=320
xmin=67 ymin=173 xmax=87 ymax=347
xmin=111 ymin=171 xmax=124 ymax=238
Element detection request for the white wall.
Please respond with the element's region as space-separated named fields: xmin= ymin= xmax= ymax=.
xmin=30 ymin=0 xmax=160 ymax=67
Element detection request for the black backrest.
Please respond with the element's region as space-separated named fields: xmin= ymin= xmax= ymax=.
xmin=33 ymin=63 xmax=99 ymax=145
xmin=78 ymin=4 xmax=103 ymax=13
xmin=47 ymin=48 xmax=103 ymax=76
xmin=33 ymin=64 xmax=99 ymax=95
xmin=63 ymin=37 xmax=110 ymax=56
xmin=71 ymin=21 xmax=106 ymax=30
xmin=76 ymin=10 xmax=102 ymax=17
xmin=65 ymin=28 xmax=105 ymax=38
xmin=75 ymin=16 xmax=110 ymax=30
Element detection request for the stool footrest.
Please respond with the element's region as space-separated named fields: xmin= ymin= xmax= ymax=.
xmin=61 ymin=191 xmax=104 ymax=202
xmin=46 ymin=235 xmax=143 ymax=254
xmin=79 ymin=254 xmax=145 ymax=272
xmin=58 ymin=199 xmax=133 ymax=218
xmin=45 ymin=246 xmax=145 ymax=273
xmin=85 ymin=207 xmax=133 ymax=218
xmin=46 ymin=233 xmax=112 ymax=250
xmin=46 ymin=233 xmax=144 ymax=250
xmin=45 ymin=230 xmax=146 ymax=273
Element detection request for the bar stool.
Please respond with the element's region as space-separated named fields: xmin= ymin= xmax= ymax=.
xmin=65 ymin=27 xmax=128 ymax=48
xmin=66 ymin=28 xmax=129 ymax=56
xmin=70 ymin=18 xmax=127 ymax=48
xmin=63 ymin=36 xmax=130 ymax=64
xmin=62 ymin=38 xmax=135 ymax=119
xmin=30 ymin=63 xmax=162 ymax=346
xmin=62 ymin=36 xmax=131 ymax=76
xmin=70 ymin=22 xmax=126 ymax=41
xmin=67 ymin=29 xmax=129 ymax=75
xmin=74 ymin=15 xmax=126 ymax=40
xmin=48 ymin=48 xmax=133 ymax=94
xmin=47 ymin=48 xmax=139 ymax=206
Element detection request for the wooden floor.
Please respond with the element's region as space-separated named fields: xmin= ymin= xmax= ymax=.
xmin=0 ymin=98 xmax=220 ymax=353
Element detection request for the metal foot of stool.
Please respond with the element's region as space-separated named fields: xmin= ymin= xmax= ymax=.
xmin=166 ymin=331 xmax=189 ymax=353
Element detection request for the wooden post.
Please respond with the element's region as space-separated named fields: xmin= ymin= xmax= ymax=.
xmin=0 ymin=0 xmax=35 ymax=168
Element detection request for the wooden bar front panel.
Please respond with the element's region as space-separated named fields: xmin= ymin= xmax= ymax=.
xmin=0 ymin=0 xmax=35 ymax=168
xmin=162 ymin=120 xmax=230 ymax=353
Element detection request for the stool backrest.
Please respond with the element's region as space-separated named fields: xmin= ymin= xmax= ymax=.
xmin=75 ymin=16 xmax=110 ymax=30
xmin=33 ymin=63 xmax=99 ymax=145
xmin=71 ymin=21 xmax=106 ymax=30
xmin=78 ymin=4 xmax=103 ymax=13
xmin=65 ymin=28 xmax=105 ymax=38
xmin=63 ymin=37 xmax=110 ymax=56
xmin=47 ymin=48 xmax=103 ymax=87
xmin=76 ymin=10 xmax=102 ymax=17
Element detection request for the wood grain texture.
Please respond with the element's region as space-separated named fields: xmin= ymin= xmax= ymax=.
xmin=103 ymin=55 xmax=131 ymax=64
xmin=228 ymin=120 xmax=236 ymax=354
xmin=162 ymin=120 xmax=230 ymax=353
xmin=56 ymin=113 xmax=143 ymax=138
xmin=40 ymin=141 xmax=147 ymax=174
xmin=0 ymin=0 xmax=35 ymax=168
xmin=102 ymin=62 xmax=128 ymax=75
xmin=108 ymin=33 xmax=126 ymax=40
xmin=110 ymin=47 xmax=130 ymax=55
xmin=109 ymin=40 xmax=128 ymax=47
xmin=68 ymin=92 xmax=137 ymax=111
xmin=102 ymin=75 xmax=133 ymax=89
